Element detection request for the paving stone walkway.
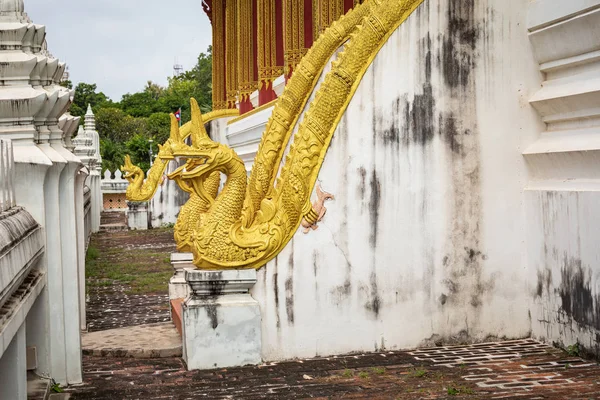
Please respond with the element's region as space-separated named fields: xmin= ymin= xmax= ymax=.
xmin=85 ymin=229 xmax=174 ymax=332
xmin=69 ymin=339 xmax=600 ymax=399
xmin=82 ymin=322 xmax=182 ymax=358
xmin=86 ymin=285 xmax=170 ymax=332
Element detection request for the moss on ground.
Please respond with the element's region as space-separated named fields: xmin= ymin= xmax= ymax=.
xmin=85 ymin=229 xmax=175 ymax=295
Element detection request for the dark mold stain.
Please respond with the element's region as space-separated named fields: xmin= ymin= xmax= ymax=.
xmin=204 ymin=272 xmax=226 ymax=296
xmin=409 ymin=84 xmax=435 ymax=146
xmin=204 ymin=303 xmax=219 ymax=329
xmin=442 ymin=0 xmax=479 ymax=89
xmin=364 ymin=272 xmax=381 ymax=318
xmin=558 ymin=256 xmax=600 ymax=331
xmin=399 ymin=33 xmax=436 ymax=148
xmin=443 ymin=279 xmax=459 ymax=294
xmin=439 ymin=113 xmax=464 ymax=155
xmin=273 ymin=273 xmax=280 ymax=328
xmin=535 ymin=269 xmax=552 ymax=298
xmin=273 ymin=257 xmax=281 ymax=329
xmin=436 ymin=0 xmax=485 ymax=314
xmin=439 ymin=294 xmax=448 ymax=306
xmin=357 ymin=166 xmax=367 ymax=199
xmin=382 ymin=97 xmax=401 ymax=146
xmin=285 ymin=244 xmax=295 ymax=325
xmin=285 ymin=277 xmax=295 ymax=324
xmin=331 ymin=279 xmax=352 ymax=306
xmin=369 ymin=170 xmax=381 ymax=247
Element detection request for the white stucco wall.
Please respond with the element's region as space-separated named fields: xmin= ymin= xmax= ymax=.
xmin=250 ymin=0 xmax=546 ymax=361
xmin=525 ymin=0 xmax=600 ymax=357
xmin=149 ymin=160 xmax=189 ymax=228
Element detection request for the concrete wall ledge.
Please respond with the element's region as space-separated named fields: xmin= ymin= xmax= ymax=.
xmin=0 ymin=270 xmax=45 ymax=359
xmin=0 ymin=207 xmax=44 ymax=305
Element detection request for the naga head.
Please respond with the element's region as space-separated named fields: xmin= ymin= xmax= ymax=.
xmin=171 ymin=98 xmax=243 ymax=181
xmin=121 ymin=155 xmax=144 ymax=183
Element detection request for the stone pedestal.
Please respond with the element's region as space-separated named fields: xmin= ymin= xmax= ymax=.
xmin=169 ymin=253 xmax=193 ymax=300
xmin=182 ymin=269 xmax=262 ymax=370
xmin=127 ymin=201 xmax=148 ymax=230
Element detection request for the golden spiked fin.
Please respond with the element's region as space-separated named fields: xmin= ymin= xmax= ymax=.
xmin=190 ymin=98 xmax=210 ymax=147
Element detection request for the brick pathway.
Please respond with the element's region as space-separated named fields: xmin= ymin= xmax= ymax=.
xmin=68 ymin=340 xmax=600 ymax=399
xmin=85 ymin=229 xmax=175 ymax=332
xmin=86 ymin=285 xmax=170 ymax=332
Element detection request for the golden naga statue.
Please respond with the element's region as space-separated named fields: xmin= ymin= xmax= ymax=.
xmin=124 ymin=0 xmax=423 ymax=269
xmin=121 ymin=109 xmax=238 ymax=252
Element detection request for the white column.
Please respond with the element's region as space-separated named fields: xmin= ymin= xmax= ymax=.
xmin=41 ymin=148 xmax=68 ymax=384
xmin=75 ymin=167 xmax=89 ymax=332
xmin=0 ymin=323 xmax=27 ymax=400
xmin=57 ymin=155 xmax=83 ymax=384
xmin=92 ymin=168 xmax=102 ymax=231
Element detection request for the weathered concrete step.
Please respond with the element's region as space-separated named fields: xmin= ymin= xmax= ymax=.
xmin=82 ymin=322 xmax=182 ymax=358
xmin=100 ymin=211 xmax=127 ymax=225
xmin=27 ymin=371 xmax=49 ymax=400
xmin=99 ymin=224 xmax=128 ymax=232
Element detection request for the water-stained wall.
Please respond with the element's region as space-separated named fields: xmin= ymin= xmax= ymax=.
xmin=526 ymin=0 xmax=600 ymax=358
xmin=251 ymin=0 xmax=545 ymax=360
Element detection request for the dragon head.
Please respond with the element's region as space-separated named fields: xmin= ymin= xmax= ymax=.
xmin=171 ymin=98 xmax=241 ymax=181
xmin=120 ymin=154 xmax=144 ymax=183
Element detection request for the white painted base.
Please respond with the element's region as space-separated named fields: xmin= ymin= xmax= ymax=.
xmin=127 ymin=201 xmax=148 ymax=230
xmin=182 ymin=269 xmax=262 ymax=370
xmin=169 ymin=253 xmax=194 ymax=300
xmin=182 ymin=294 xmax=262 ymax=370
xmin=169 ymin=276 xmax=189 ymax=300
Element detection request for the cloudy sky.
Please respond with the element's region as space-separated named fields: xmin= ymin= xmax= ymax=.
xmin=24 ymin=0 xmax=213 ymax=101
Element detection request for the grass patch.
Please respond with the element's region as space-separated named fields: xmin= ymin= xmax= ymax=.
xmin=358 ymin=371 xmax=369 ymax=379
xmin=85 ymin=235 xmax=173 ymax=295
xmin=447 ymin=386 xmax=475 ymax=396
xmin=341 ymin=369 xmax=354 ymax=378
xmin=371 ymin=367 xmax=386 ymax=375
xmin=566 ymin=343 xmax=580 ymax=357
xmin=410 ymin=368 xmax=428 ymax=378
xmin=86 ymin=246 xmax=99 ymax=261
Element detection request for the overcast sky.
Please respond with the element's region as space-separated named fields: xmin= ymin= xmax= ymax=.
xmin=24 ymin=0 xmax=213 ymax=101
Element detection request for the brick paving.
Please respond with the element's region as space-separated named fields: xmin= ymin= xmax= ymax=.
xmin=86 ymin=285 xmax=170 ymax=332
xmin=85 ymin=229 xmax=175 ymax=332
xmin=69 ymin=340 xmax=600 ymax=399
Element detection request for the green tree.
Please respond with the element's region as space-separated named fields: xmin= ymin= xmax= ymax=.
xmin=125 ymin=133 xmax=157 ymax=173
xmin=71 ymin=83 xmax=113 ymax=118
xmin=95 ymin=107 xmax=147 ymax=143
xmin=100 ymin=138 xmax=126 ymax=173
xmin=60 ymin=79 xmax=73 ymax=89
xmin=144 ymin=80 xmax=165 ymax=100
xmin=120 ymin=91 xmax=159 ymax=118
xmin=145 ymin=112 xmax=171 ymax=144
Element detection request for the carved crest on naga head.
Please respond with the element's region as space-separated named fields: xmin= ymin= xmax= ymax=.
xmin=121 ymin=155 xmax=144 ymax=184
